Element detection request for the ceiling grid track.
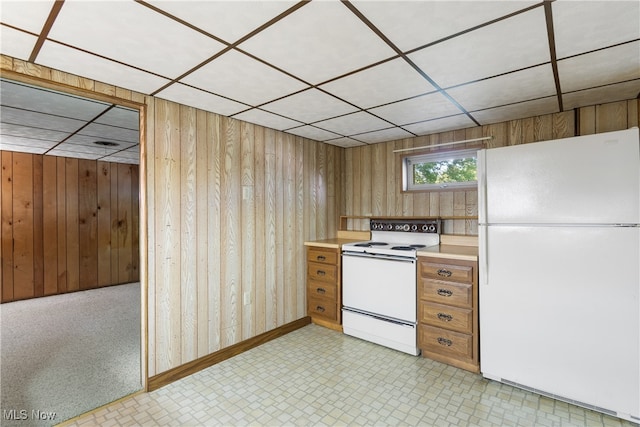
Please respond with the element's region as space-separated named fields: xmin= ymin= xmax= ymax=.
xmin=1 ymin=0 xmax=638 ymax=153
xmin=543 ymin=0 xmax=564 ymax=112
xmin=28 ymin=0 xmax=65 ymax=63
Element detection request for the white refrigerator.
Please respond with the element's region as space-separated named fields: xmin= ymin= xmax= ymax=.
xmin=478 ymin=128 xmax=640 ymax=422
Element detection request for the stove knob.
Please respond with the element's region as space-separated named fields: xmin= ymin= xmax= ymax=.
xmin=387 ymin=224 xmax=393 ymax=230
xmin=411 ymin=224 xmax=418 ymax=231
xmin=403 ymin=224 xmax=410 ymax=231
xmin=422 ymin=225 xmax=429 ymax=232
xmin=428 ymin=225 xmax=436 ymax=232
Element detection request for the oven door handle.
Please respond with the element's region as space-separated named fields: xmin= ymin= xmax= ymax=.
xmin=341 ymin=251 xmax=416 ymax=263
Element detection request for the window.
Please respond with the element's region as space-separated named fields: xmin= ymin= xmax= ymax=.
xmin=403 ymin=149 xmax=477 ymax=191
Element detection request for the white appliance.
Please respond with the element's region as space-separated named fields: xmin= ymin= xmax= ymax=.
xmin=478 ymin=128 xmax=640 ymax=422
xmin=341 ymin=218 xmax=440 ymax=355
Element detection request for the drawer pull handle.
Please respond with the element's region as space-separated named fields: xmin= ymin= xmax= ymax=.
xmin=316 ymin=287 xmax=326 ymax=294
xmin=437 ymin=269 xmax=453 ymax=277
xmin=437 ymin=313 xmax=453 ymax=322
xmin=437 ymin=289 xmax=453 ymax=297
xmin=437 ymin=337 xmax=453 ymax=347
xmin=316 ymin=306 xmax=325 ymax=312
xmin=316 ymin=270 xmax=326 ymax=276
xmin=316 ymin=255 xmax=326 ymax=261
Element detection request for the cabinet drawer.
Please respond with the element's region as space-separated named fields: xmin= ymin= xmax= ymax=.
xmin=421 ymin=302 xmax=472 ymax=334
xmin=307 ymin=248 xmax=338 ymax=265
xmin=307 ymin=296 xmax=337 ymax=321
xmin=420 ymin=261 xmax=473 ymax=283
xmin=421 ymin=279 xmax=472 ymax=308
xmin=307 ymin=280 xmax=337 ymax=300
xmin=308 ymin=261 xmax=337 ymax=283
xmin=420 ymin=325 xmax=472 ymax=359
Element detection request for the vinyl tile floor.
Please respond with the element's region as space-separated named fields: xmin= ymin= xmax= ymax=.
xmin=65 ymin=324 xmax=637 ymax=427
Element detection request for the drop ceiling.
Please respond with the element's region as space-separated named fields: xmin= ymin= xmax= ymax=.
xmin=1 ymin=0 xmax=639 ymax=162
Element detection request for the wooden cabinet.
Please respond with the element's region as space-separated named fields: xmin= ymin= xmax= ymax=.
xmin=418 ymin=256 xmax=479 ymax=372
xmin=306 ymin=246 xmax=342 ymax=331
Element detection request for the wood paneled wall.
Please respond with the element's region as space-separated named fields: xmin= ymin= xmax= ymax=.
xmin=342 ymin=99 xmax=639 ymax=235
xmin=1 ymin=55 xmax=342 ymax=379
xmin=2 ymin=55 xmax=637 ymax=380
xmin=144 ymin=98 xmax=341 ymax=375
xmin=1 ymin=151 xmax=139 ymax=302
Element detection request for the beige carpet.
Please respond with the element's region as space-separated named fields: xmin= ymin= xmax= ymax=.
xmin=0 ymin=283 xmax=142 ymax=426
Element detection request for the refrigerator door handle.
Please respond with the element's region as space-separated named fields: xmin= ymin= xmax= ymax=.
xmin=477 ymin=149 xmax=488 ymax=286
xmin=479 ymin=225 xmax=488 ymax=286
xmin=477 ymin=149 xmax=487 ymax=225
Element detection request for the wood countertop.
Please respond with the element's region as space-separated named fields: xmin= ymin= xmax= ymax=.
xmin=303 ymin=238 xmax=363 ymax=249
xmin=304 ymin=230 xmax=371 ymax=248
xmin=305 ymin=234 xmax=478 ymax=260
xmin=417 ymin=244 xmax=478 ymax=261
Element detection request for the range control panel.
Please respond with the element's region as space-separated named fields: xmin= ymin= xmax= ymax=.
xmin=370 ymin=218 xmax=440 ymax=234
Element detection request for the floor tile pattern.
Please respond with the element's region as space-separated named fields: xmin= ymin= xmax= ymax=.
xmin=66 ymin=325 xmax=638 ymax=427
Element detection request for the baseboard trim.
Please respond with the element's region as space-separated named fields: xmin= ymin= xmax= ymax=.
xmin=148 ymin=316 xmax=312 ymax=391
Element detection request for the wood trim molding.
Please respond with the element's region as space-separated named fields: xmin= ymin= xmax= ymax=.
xmin=147 ymin=316 xmax=312 ymax=391
xmin=0 ymin=69 xmax=145 ymax=110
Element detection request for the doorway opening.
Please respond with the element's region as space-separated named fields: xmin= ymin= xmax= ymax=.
xmin=0 ymin=76 xmax=147 ymax=425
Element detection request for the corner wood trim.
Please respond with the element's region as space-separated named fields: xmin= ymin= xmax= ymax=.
xmin=148 ymin=316 xmax=312 ymax=391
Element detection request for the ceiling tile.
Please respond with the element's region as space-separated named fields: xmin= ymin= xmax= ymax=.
xmin=352 ymin=0 xmax=539 ymax=52
xmin=1 ymin=0 xmax=638 ymax=151
xmin=1 ymin=122 xmax=70 ymax=142
xmin=368 ymin=92 xmax=461 ymax=126
xmin=47 ymin=1 xmax=225 ymax=78
xmin=1 ymin=79 xmax=111 ymax=120
xmin=95 ymin=106 xmax=139 ymax=131
xmin=146 ymin=1 xmax=298 ymax=44
xmin=408 ymin=7 xmax=549 ymax=88
xmin=262 ymin=89 xmax=358 ymax=124
xmin=553 ymin=1 xmax=640 ymax=59
xmin=447 ymin=64 xmax=557 ymax=112
xmin=155 ymin=83 xmax=248 ymax=117
xmin=119 ymin=146 xmax=140 ymax=156
xmin=55 ymin=141 xmax=120 ymax=156
xmin=563 ymin=80 xmax=640 ymax=110
xmin=402 ymin=114 xmax=477 ymax=137
xmin=181 ymin=49 xmax=308 ymax=107
xmin=0 ymin=0 xmax=56 ymax=33
xmin=238 ymin=1 xmax=397 ymax=85
xmin=100 ymin=155 xmax=139 ymax=165
xmin=0 ymin=26 xmax=38 ymax=61
xmin=320 ymin=58 xmax=436 ymax=109
xmin=1 ymin=106 xmax=85 ymax=133
xmin=0 ymin=135 xmax=55 ymax=150
xmin=558 ymin=42 xmax=640 ymax=93
xmin=285 ymin=126 xmax=342 ymax=142
xmin=232 ymin=109 xmax=303 ymax=132
xmin=37 ymin=41 xmax=171 ymax=94
xmin=324 ymin=137 xmax=366 ymax=148
xmin=471 ymin=97 xmax=559 ymax=125
xmin=47 ymin=149 xmax=101 ymax=160
xmin=351 ymin=127 xmax=414 ymax=144
xmin=78 ymin=123 xmax=138 ymax=144
xmin=314 ymin=111 xmax=392 ymax=136
xmin=64 ymin=133 xmax=135 ymax=149
xmin=0 ymin=142 xmax=48 ymax=154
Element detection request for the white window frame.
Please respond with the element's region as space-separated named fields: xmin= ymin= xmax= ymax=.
xmin=403 ymin=148 xmax=478 ymax=191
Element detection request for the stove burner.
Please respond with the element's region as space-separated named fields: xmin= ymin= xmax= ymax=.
xmin=354 ymin=241 xmax=388 ymax=247
xmin=390 ymin=246 xmax=416 ymax=251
